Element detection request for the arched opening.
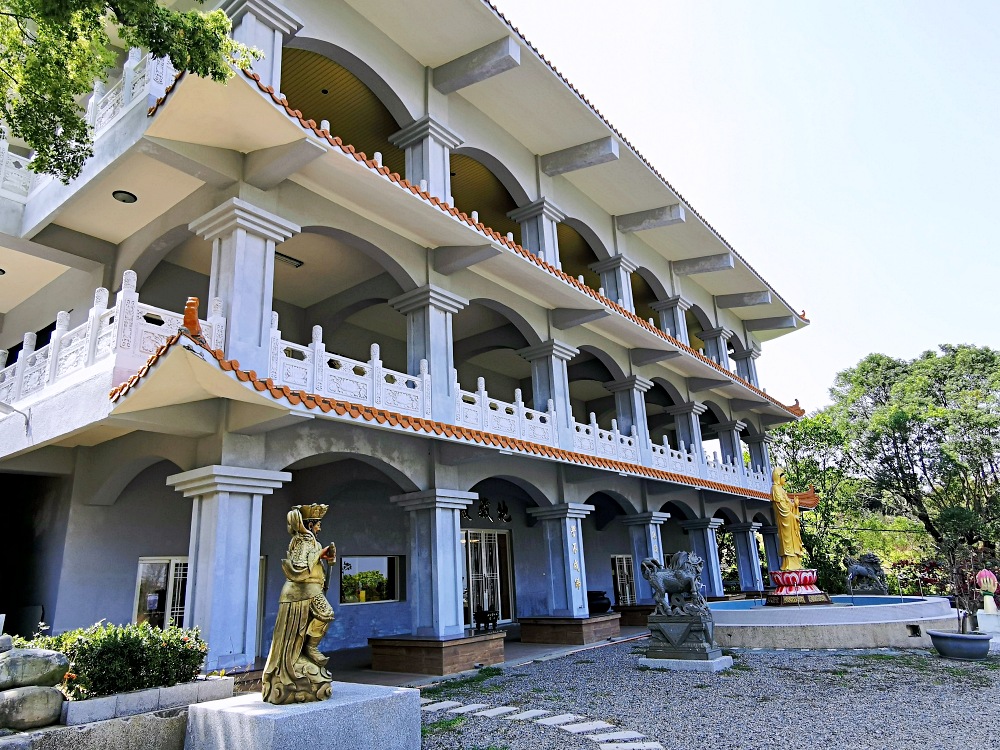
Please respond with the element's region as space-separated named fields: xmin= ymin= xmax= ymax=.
xmin=713 ymin=507 xmax=742 ymax=593
xmin=631 ymin=267 xmax=668 ymax=326
xmin=280 ymin=47 xmax=406 ymax=178
xmin=699 ymin=401 xmax=728 ymax=464
xmin=685 ymin=304 xmax=714 ymax=354
xmin=262 ymin=456 xmax=416 ymax=655
xmin=645 ymin=379 xmax=684 ymax=450
xmin=558 ymin=219 xmax=606 ymax=291
xmin=567 ymin=346 xmax=626 ymax=431
xmin=449 ymin=152 xmax=521 ymax=243
xmin=581 ymin=491 xmax=634 ymax=609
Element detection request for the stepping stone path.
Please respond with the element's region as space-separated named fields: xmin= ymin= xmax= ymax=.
xmin=418 ymin=695 xmax=663 ymax=749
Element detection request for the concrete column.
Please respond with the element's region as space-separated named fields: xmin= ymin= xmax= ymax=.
xmin=732 ymin=346 xmax=761 ymax=387
xmin=389 ymin=115 xmax=463 ymax=201
xmin=526 ymin=503 xmax=595 ymax=617
xmin=729 ymin=522 xmax=765 ymax=593
xmin=389 ymin=285 xmax=468 ymax=423
xmin=221 ymin=0 xmax=303 ymax=91
xmin=621 ymin=512 xmax=669 ymax=604
xmin=759 ymin=525 xmax=781 ymax=579
xmin=649 ymin=295 xmax=691 ymax=344
xmin=605 ymin=375 xmax=654 ymax=464
xmin=664 ymin=401 xmax=708 ymax=461
xmin=697 ymin=327 xmax=733 ymax=366
xmin=507 ymin=198 xmax=565 ymax=268
xmin=166 ymin=465 xmax=290 ymax=670
xmin=518 ymin=339 xmax=579 ymax=450
xmin=189 ymin=198 xmax=299 ymax=375
xmin=589 ymin=254 xmax=638 ymax=311
xmin=708 ymin=420 xmax=748 ymax=475
xmin=678 ymin=518 xmax=725 ymax=598
xmin=390 ymin=490 xmax=476 ymax=638
xmin=744 ymin=433 xmax=773 ymax=477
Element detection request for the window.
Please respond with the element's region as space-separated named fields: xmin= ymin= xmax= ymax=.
xmin=340 ymin=556 xmax=403 ymax=604
xmin=133 ymin=557 xmax=188 ymax=628
xmin=611 ymin=554 xmax=636 ymax=606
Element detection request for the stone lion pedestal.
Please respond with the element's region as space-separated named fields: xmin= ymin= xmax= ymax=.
xmin=638 ymin=614 xmax=733 ymax=673
xmin=184 ymin=682 xmax=420 ymax=750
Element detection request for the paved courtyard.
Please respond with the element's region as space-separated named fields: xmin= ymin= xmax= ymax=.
xmin=419 ymin=640 xmax=1000 ymax=750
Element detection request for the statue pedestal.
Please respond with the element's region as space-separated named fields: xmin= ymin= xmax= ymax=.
xmin=185 ymin=683 xmax=420 ymax=750
xmin=766 ymin=569 xmax=831 ymax=606
xmin=640 ymin=614 xmax=731 ymax=672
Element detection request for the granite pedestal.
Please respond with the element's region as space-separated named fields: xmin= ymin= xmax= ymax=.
xmin=184 ymin=682 xmax=420 ymax=750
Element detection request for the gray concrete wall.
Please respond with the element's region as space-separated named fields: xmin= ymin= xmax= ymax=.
xmin=581 ymin=516 xmax=632 ymax=600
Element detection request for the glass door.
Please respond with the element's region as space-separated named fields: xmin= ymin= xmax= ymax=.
xmin=463 ymin=530 xmax=513 ymax=626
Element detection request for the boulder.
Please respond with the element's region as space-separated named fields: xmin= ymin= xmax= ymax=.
xmin=0 ymin=649 xmax=69 ymax=690
xmin=0 ymin=635 xmax=12 ymax=654
xmin=0 ymin=685 xmax=65 ymax=730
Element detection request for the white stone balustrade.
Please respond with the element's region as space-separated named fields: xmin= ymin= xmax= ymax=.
xmin=88 ymin=50 xmax=175 ymax=134
xmin=268 ymin=322 xmax=431 ymax=418
xmin=650 ymin=438 xmax=700 ymax=477
xmin=572 ymin=413 xmax=639 ymax=463
xmin=0 ymin=270 xmax=221 ymax=407
xmin=0 ymin=142 xmax=37 ymax=200
xmin=704 ymin=451 xmax=742 ymax=484
xmin=454 ymin=377 xmax=555 ymax=443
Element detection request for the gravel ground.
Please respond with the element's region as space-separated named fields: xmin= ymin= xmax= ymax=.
xmin=420 ymin=639 xmax=1000 ymax=750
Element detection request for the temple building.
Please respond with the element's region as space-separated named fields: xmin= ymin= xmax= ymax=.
xmin=0 ymin=0 xmax=808 ymax=673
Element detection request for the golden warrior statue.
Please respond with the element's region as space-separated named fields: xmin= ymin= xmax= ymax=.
xmin=770 ymin=467 xmax=818 ymax=571
xmin=262 ymin=504 xmax=336 ymax=704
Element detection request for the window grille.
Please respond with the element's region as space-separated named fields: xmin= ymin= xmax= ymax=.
xmin=612 ymin=554 xmax=636 ymax=606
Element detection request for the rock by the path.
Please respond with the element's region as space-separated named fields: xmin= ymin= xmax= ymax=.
xmin=0 ymin=636 xmax=12 ymax=654
xmin=0 ymin=649 xmax=69 ymax=690
xmin=0 ymin=685 xmax=65 ymax=730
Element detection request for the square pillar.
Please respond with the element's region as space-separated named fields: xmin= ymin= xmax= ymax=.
xmin=390 ymin=490 xmax=476 ymax=638
xmin=707 ymin=419 xmax=748 ymax=476
xmin=526 ymin=503 xmax=595 ymax=617
xmin=732 ymin=346 xmax=761 ymax=387
xmin=649 ymin=296 xmax=691 ymax=344
xmin=605 ymin=375 xmax=654 ymax=464
xmin=622 ymin=512 xmax=669 ymax=604
xmin=389 ymin=115 xmax=463 ymax=201
xmin=189 ymin=198 xmax=299 ymax=375
xmin=389 ymin=285 xmax=468 ymax=423
xmin=507 ymin=198 xmax=565 ymax=269
xmin=518 ymin=340 xmax=578 ymax=450
xmin=697 ymin=327 xmax=733 ymax=366
xmin=166 ymin=465 xmax=290 ymax=670
xmin=759 ymin=525 xmax=782 ymax=579
xmin=744 ymin=433 xmax=773 ymax=477
xmin=221 ymin=0 xmax=303 ymax=91
xmin=729 ymin=522 xmax=765 ymax=593
xmin=589 ymin=254 xmax=638 ymax=311
xmin=678 ymin=518 xmax=725 ymax=599
xmin=664 ymin=401 xmax=708 ymax=462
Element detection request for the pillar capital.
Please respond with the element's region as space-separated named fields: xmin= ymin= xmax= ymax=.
xmin=389 ymin=489 xmax=476 ymax=512
xmin=518 ymin=339 xmax=579 ymax=363
xmin=527 ymin=503 xmax=594 ymax=521
xmin=697 ymin=327 xmax=734 ymax=343
xmin=621 ymin=511 xmax=670 ymax=526
xmin=743 ymin=432 xmax=773 ymax=446
xmin=728 ymin=522 xmax=763 ymax=533
xmin=220 ymin=0 xmax=303 ymax=38
xmin=707 ymin=420 xmax=747 ymax=434
xmin=731 ymin=345 xmax=761 ymax=362
xmin=604 ymin=375 xmax=654 ymax=394
xmin=389 ymin=284 xmax=468 ymax=316
xmin=507 ymin=197 xmax=566 ymax=224
xmin=665 ymin=401 xmax=708 ymax=417
xmin=649 ymin=295 xmax=691 ymax=313
xmin=189 ymin=198 xmax=300 ymax=244
xmin=589 ymin=253 xmax=638 ymax=276
xmin=166 ymin=465 xmax=290 ymax=497
xmin=389 ymin=114 xmax=463 ymax=151
xmin=759 ymin=525 xmax=778 ymax=535
xmin=678 ymin=517 xmax=725 ymax=532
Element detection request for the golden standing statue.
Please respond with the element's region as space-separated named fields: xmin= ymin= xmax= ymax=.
xmin=770 ymin=467 xmax=818 ymax=571
xmin=262 ymin=504 xmax=337 ymax=704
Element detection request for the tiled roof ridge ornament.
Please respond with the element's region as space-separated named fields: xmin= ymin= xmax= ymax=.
xmin=181 ymin=296 xmax=206 ymax=344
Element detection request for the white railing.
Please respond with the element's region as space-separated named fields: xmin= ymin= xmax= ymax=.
xmin=268 ymin=321 xmax=431 ymax=419
xmin=573 ymin=413 xmax=638 ymax=463
xmin=455 ymin=377 xmax=554 ymax=443
xmin=0 ymin=143 xmax=36 ymax=200
xmin=88 ymin=49 xmax=175 ymax=135
xmin=0 ymin=270 xmax=222 ymax=406
xmin=650 ymin=438 xmax=700 ymax=477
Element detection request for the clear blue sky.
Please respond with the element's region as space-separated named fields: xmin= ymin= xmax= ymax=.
xmin=494 ymin=0 xmax=999 ymax=411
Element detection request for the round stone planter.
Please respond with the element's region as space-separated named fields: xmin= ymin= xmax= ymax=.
xmin=926 ymin=629 xmax=992 ymax=661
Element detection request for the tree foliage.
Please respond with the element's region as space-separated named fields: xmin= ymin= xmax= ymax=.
xmin=0 ymin=0 xmax=257 ymax=182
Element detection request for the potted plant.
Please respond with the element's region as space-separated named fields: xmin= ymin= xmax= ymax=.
xmin=926 ymin=509 xmax=994 ymax=660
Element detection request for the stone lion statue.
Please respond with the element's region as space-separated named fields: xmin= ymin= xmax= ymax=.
xmin=641 ymin=551 xmax=709 ymax=616
xmin=844 ymin=552 xmax=889 ymax=595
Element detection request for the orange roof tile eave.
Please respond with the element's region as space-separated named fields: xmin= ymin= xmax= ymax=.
xmin=108 ymin=333 xmax=772 ymax=502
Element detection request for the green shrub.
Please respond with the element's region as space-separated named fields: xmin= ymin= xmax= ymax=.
xmin=13 ymin=621 xmax=207 ymax=700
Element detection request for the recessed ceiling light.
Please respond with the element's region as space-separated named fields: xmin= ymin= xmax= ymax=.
xmin=0 ymin=268 xmax=5 ymax=275
xmin=321 ymin=89 xmax=329 ymax=95
xmin=112 ymin=190 xmax=138 ymax=204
